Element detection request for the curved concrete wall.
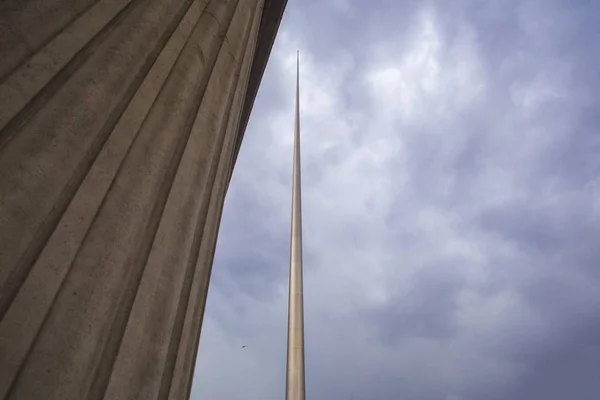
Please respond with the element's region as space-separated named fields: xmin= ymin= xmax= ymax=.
xmin=0 ymin=0 xmax=285 ymax=399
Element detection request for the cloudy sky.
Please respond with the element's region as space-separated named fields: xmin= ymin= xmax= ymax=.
xmin=192 ymin=0 xmax=600 ymax=399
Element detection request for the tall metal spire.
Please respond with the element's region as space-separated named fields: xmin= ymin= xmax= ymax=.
xmin=286 ymin=50 xmax=306 ymax=400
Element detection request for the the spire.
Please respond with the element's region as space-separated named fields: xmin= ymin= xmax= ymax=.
xmin=286 ymin=50 xmax=306 ymax=400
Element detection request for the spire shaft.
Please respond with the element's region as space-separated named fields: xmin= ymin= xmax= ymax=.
xmin=286 ymin=50 xmax=306 ymax=400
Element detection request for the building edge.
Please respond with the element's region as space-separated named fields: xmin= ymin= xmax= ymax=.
xmin=230 ymin=0 xmax=288 ymax=180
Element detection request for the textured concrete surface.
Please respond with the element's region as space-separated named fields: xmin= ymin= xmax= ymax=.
xmin=0 ymin=0 xmax=286 ymax=399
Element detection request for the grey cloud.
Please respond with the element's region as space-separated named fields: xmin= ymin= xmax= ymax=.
xmin=367 ymin=266 xmax=462 ymax=343
xmin=193 ymin=0 xmax=600 ymax=399
xmin=505 ymin=320 xmax=600 ymax=400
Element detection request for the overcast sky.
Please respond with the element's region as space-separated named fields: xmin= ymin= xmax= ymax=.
xmin=191 ymin=0 xmax=600 ymax=399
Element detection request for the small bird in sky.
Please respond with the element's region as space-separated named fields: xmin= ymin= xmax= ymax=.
xmin=241 ymin=345 xmax=247 ymax=349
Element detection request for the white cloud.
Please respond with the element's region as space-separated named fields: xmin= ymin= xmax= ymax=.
xmin=366 ymin=9 xmax=486 ymax=122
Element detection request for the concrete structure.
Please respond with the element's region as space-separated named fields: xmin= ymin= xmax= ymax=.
xmin=286 ymin=51 xmax=306 ymax=400
xmin=0 ymin=0 xmax=286 ymax=399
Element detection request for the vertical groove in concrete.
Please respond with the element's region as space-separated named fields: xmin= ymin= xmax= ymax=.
xmin=171 ymin=2 xmax=266 ymax=397
xmin=100 ymin=0 xmax=260 ymax=399
xmin=3 ymin=0 xmax=236 ymax=397
xmin=0 ymin=2 xmax=208 ymax=397
xmin=157 ymin=1 xmax=263 ymax=399
xmin=0 ymin=0 xmax=135 ymax=132
xmin=163 ymin=2 xmax=264 ymax=399
xmin=0 ymin=0 xmax=198 ymax=317
xmin=0 ymin=0 xmax=286 ymax=399
xmin=0 ymin=0 xmax=100 ymax=81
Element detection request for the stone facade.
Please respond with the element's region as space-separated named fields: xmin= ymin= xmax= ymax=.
xmin=0 ymin=0 xmax=285 ymax=399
